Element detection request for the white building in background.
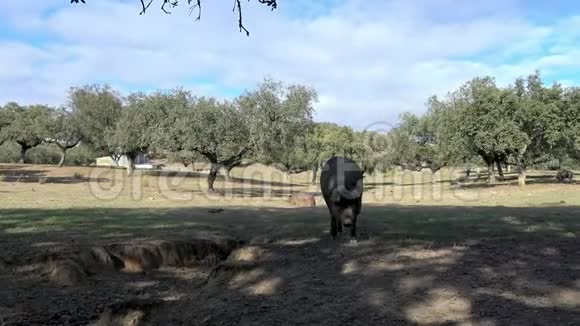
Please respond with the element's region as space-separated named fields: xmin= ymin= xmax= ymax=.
xmin=95 ymin=153 xmax=158 ymax=169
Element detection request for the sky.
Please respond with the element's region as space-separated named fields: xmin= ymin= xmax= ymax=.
xmin=1 ymin=0 xmax=580 ymax=131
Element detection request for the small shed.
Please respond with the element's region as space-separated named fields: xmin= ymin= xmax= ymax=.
xmin=95 ymin=153 xmax=149 ymax=168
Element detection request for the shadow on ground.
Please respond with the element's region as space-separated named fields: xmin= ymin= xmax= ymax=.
xmin=452 ymin=172 xmax=577 ymax=190
xmin=142 ymin=169 xmax=302 ymax=188
xmin=0 ymin=166 xmax=109 ymax=184
xmin=0 ymin=204 xmax=579 ymax=325
xmin=0 ymin=165 xmax=303 ymax=188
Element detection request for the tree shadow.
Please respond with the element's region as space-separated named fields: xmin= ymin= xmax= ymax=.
xmin=450 ymin=182 xmax=502 ymax=190
xmin=2 ymin=175 xmax=111 ymax=184
xmin=451 ymin=172 xmax=577 ymax=189
xmin=228 ymin=176 xmax=302 ymax=188
xmin=365 ymin=181 xmax=395 ymax=187
xmin=141 ymin=169 xmax=302 ymax=188
xmin=216 ymin=187 xmax=301 ymax=198
xmin=501 ymin=173 xmax=560 ymax=184
xmin=0 ymin=168 xmax=49 ymax=178
xmin=0 ymin=166 xmax=110 ymax=184
xmin=0 ymin=204 xmax=578 ymax=325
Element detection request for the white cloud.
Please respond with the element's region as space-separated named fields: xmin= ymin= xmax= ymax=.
xmin=1 ymin=0 xmax=579 ymax=129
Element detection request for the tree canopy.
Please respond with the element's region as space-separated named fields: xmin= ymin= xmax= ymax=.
xmin=2 ymin=69 xmax=579 ymax=188
xmin=184 ymin=96 xmax=252 ymax=191
xmin=106 ymin=92 xmax=169 ymax=175
xmin=419 ymin=70 xmax=580 ymax=185
xmin=46 ymin=107 xmax=83 ymax=167
xmin=67 ymin=84 xmax=124 ymax=164
xmin=237 ymin=78 xmax=317 ymax=167
xmin=1 ymin=103 xmax=52 ymax=163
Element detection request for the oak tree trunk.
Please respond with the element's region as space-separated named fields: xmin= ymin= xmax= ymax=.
xmin=516 ymin=146 xmax=529 ymax=187
xmin=58 ymin=148 xmax=67 ymax=167
xmin=222 ymin=165 xmax=234 ymax=182
xmin=19 ymin=145 xmax=29 ymax=164
xmin=517 ymin=163 xmax=526 ymax=187
xmin=496 ymin=161 xmax=504 ymax=181
xmin=311 ymin=164 xmax=319 ymax=185
xmin=207 ymin=163 xmax=220 ymax=192
xmin=126 ymin=155 xmax=135 ymax=176
xmin=487 ymin=162 xmax=496 ymax=184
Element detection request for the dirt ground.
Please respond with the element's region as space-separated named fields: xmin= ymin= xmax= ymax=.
xmin=0 ymin=164 xmax=579 ymax=325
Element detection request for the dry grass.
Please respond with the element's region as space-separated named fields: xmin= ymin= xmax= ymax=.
xmin=1 ymin=163 xmax=578 ymax=210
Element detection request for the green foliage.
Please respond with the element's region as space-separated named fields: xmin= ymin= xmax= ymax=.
xmin=0 ymin=141 xmax=97 ymax=166
xmin=187 ymin=96 xmax=251 ymax=164
xmin=388 ymin=107 xmax=447 ymax=172
xmin=355 ymin=130 xmax=395 ymax=173
xmin=45 ymin=107 xmax=84 ymax=166
xmin=130 ymin=88 xmax=194 ymax=154
xmin=554 ymin=86 xmax=580 ymax=160
xmin=237 ymin=77 xmax=317 ymax=167
xmin=432 ymin=70 xmax=580 ymax=184
xmin=3 ymin=103 xmax=51 ymax=145
xmin=25 ymin=144 xmax=63 ymax=165
xmin=4 ymin=70 xmax=580 ymax=187
xmin=452 ymin=77 xmax=520 ymax=160
xmin=106 ymin=91 xmax=171 ymax=174
xmin=0 ymin=141 xmax=22 ymax=163
xmin=66 ymin=144 xmax=98 ymax=166
xmin=274 ymin=122 xmax=362 ymax=174
xmin=1 ymin=103 xmax=52 ymax=163
xmin=166 ymin=150 xmax=206 ymax=167
xmin=46 ymin=107 xmax=83 ymax=149
xmin=68 ymin=84 xmax=123 ymax=158
xmin=0 ymin=104 xmax=10 ymax=145
xmin=108 ymin=93 xmax=160 ymax=157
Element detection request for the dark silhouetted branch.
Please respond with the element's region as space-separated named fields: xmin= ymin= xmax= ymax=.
xmin=234 ymin=0 xmax=249 ymax=36
xmin=161 ymin=0 xmax=179 ymax=14
xmin=70 ymin=0 xmax=278 ymax=36
xmin=190 ymin=0 xmax=202 ymax=20
xmin=140 ymin=0 xmax=153 ymax=14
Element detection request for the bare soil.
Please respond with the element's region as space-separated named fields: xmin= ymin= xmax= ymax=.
xmin=0 ymin=164 xmax=579 ymax=325
xmin=1 ymin=231 xmax=578 ymax=325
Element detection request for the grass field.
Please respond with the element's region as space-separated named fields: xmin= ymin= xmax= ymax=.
xmin=0 ymin=163 xmax=579 ymax=325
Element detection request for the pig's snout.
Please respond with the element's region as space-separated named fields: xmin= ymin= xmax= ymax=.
xmin=343 ymin=217 xmax=353 ymax=226
xmin=341 ymin=207 xmax=355 ymax=226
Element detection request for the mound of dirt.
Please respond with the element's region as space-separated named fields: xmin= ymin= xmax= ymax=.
xmin=77 ymin=246 xmax=126 ymax=273
xmin=200 ymin=245 xmax=272 ymax=291
xmin=288 ymin=192 xmax=316 ymax=207
xmin=11 ymin=237 xmax=242 ymax=286
xmin=48 ymin=259 xmax=89 ymax=286
xmin=89 ymin=299 xmax=164 ymax=326
xmin=104 ymin=238 xmax=240 ymax=274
